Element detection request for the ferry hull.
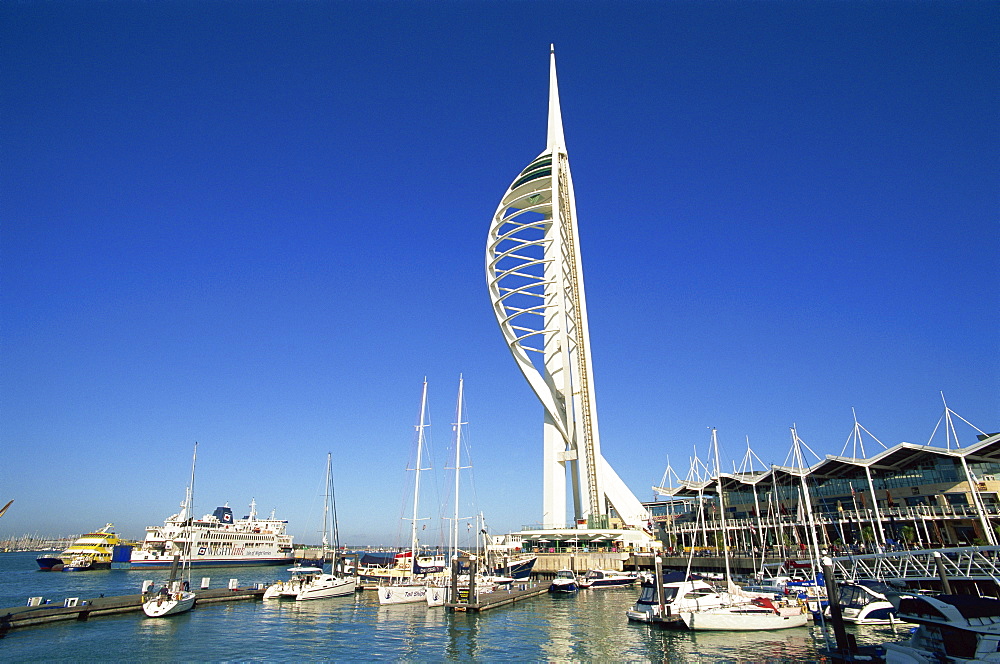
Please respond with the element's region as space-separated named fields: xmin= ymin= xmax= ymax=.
xmin=36 ymin=556 xmax=64 ymax=571
xmin=128 ymin=556 xmax=293 ymax=569
xmin=584 ymin=578 xmax=636 ymax=589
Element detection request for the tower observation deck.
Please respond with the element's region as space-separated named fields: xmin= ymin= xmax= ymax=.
xmin=486 ymin=46 xmax=651 ymax=535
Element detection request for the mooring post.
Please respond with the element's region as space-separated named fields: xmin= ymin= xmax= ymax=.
xmin=469 ymin=555 xmax=478 ymax=603
xmin=654 ymin=556 xmax=665 ymax=618
xmin=822 ymin=556 xmax=853 ymax=655
xmin=934 ymin=551 xmax=953 ymax=594
xmin=450 ymin=556 xmax=461 ymax=606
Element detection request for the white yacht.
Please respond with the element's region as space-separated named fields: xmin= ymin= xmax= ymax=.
xmin=883 ymin=594 xmax=1000 ymax=663
xmin=626 ymin=572 xmax=746 ymax=623
xmin=831 ymin=581 xmax=909 ymax=625
xmin=263 ymin=566 xmax=356 ymax=601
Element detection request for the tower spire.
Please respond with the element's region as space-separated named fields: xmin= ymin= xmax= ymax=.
xmin=487 ymin=47 xmax=651 ymax=536
xmin=547 ymin=44 xmax=565 ymax=152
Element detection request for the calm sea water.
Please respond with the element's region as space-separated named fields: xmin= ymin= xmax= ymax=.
xmin=0 ymin=551 xmax=907 ymax=661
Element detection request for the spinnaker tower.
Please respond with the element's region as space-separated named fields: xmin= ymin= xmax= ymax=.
xmin=486 ymin=46 xmax=650 ymax=535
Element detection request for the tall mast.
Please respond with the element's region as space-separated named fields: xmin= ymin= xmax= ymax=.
xmin=187 ymin=442 xmax=198 ymax=527
xmin=711 ymin=429 xmax=732 ymax=586
xmin=451 ymin=375 xmax=465 ymax=559
xmin=410 ymin=378 xmax=429 ymax=573
xmin=328 ymin=451 xmax=343 ymax=571
xmin=322 ymin=452 xmax=332 ymax=553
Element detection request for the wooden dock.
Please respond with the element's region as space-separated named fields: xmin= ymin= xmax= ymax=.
xmin=445 ymin=582 xmax=550 ymax=612
xmin=0 ymin=587 xmax=265 ymax=636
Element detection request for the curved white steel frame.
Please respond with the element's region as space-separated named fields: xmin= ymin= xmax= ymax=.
xmin=486 ymin=46 xmax=648 ymax=532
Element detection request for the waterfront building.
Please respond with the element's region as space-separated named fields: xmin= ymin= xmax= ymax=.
xmin=651 ymin=417 xmax=1000 ymax=556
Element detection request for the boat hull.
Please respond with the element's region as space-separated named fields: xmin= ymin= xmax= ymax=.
xmin=493 ymin=556 xmax=537 ymax=581
xmin=377 ymin=584 xmax=428 ymax=605
xmin=296 ymin=577 xmax=356 ymax=600
xmin=129 ymin=556 xmax=293 ymax=569
xmin=265 ymin=574 xmax=357 ymax=601
xmin=143 ymin=591 xmax=196 ymax=617
xmin=842 ymin=603 xmax=903 ymax=625
xmin=36 ymin=556 xmax=64 ymax=571
xmin=549 ymin=580 xmax=578 ymax=593
xmin=681 ymin=608 xmax=809 ymax=631
xmin=581 ymin=579 xmax=635 ymax=588
xmin=426 ymin=586 xmax=447 ymax=607
xmin=62 ymin=560 xmax=112 ymax=572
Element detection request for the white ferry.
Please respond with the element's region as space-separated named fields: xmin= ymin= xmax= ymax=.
xmin=130 ymin=499 xmax=294 ymax=569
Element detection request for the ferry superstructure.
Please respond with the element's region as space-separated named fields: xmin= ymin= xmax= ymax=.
xmin=130 ymin=500 xmax=294 ymax=569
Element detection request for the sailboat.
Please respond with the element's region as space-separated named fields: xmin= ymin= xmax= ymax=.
xmin=378 ymin=379 xmax=433 ymax=605
xmin=426 ymin=376 xmax=509 ymax=607
xmin=143 ymin=443 xmax=199 ymax=618
xmin=264 ymin=453 xmax=357 ymax=601
xmin=677 ymin=430 xmax=808 ymax=631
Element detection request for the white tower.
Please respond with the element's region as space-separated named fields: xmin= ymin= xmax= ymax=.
xmin=486 ymin=46 xmax=649 ymax=532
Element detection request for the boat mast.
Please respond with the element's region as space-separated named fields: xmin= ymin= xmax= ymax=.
xmin=322 ymin=452 xmax=332 ymax=562
xmin=711 ymin=429 xmax=733 ymax=589
xmin=451 ymin=375 xmax=465 ymax=560
xmin=329 ymin=452 xmax=343 ymax=573
xmin=410 ymin=378 xmax=429 ymax=576
xmin=170 ymin=442 xmax=198 ymax=587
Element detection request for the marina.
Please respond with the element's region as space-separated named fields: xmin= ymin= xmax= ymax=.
xmin=0 ymin=551 xmax=896 ymax=661
xmin=2 ymin=3 xmax=993 ymax=661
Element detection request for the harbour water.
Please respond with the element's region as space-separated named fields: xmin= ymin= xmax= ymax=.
xmin=1 ymin=551 xmax=907 ymax=661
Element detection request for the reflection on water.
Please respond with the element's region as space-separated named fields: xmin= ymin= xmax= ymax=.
xmin=540 ymin=593 xmax=574 ymax=661
xmin=0 ymin=552 xmax=911 ymax=661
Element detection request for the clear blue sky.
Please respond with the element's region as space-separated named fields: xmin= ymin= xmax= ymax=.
xmin=3 ymin=1 xmax=997 ymax=546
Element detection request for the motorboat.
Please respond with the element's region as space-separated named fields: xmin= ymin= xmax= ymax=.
xmin=830 ymin=580 xmax=909 ymax=625
xmin=883 ymin=594 xmax=1000 ymax=663
xmin=549 ymin=568 xmax=579 ymax=593
xmin=579 ymin=569 xmax=637 ymax=589
xmin=263 ymin=566 xmax=357 ymax=601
